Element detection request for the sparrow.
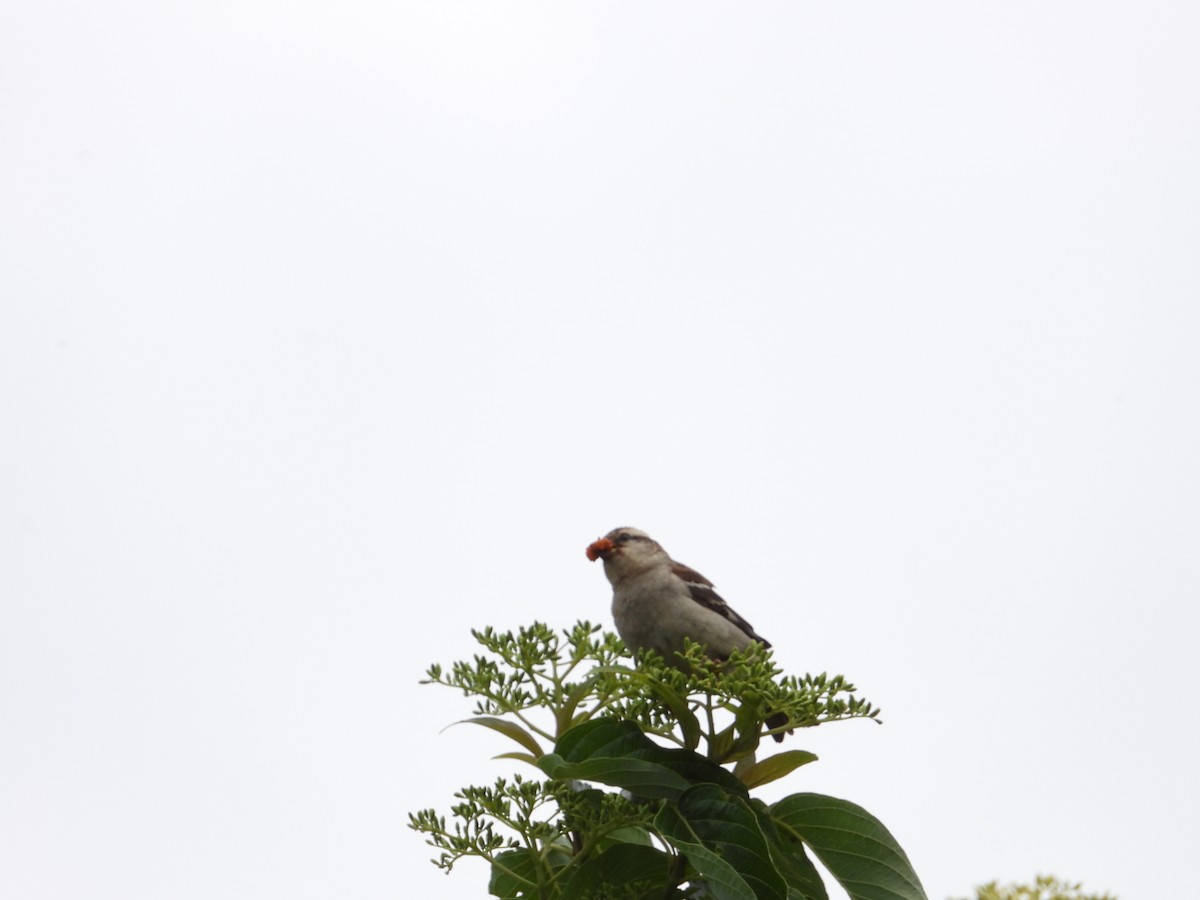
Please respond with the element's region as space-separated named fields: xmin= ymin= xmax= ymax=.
xmin=586 ymin=526 xmax=788 ymax=741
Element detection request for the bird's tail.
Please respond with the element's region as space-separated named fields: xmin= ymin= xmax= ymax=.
xmin=766 ymin=711 xmax=791 ymax=743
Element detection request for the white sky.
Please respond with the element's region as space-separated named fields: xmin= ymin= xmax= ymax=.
xmin=3 ymin=2 xmax=1198 ymax=898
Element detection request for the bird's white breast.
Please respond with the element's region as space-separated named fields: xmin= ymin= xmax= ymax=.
xmin=609 ymin=564 xmax=754 ymax=661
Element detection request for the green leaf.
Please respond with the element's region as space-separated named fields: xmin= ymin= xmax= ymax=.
xmin=559 ymin=843 xmax=675 ymax=900
xmin=770 ymin=793 xmax=927 ymax=900
xmin=733 ymin=693 xmax=765 ymax=739
xmin=647 ymin=680 xmax=703 ymax=751
xmin=557 ymin=675 xmax=601 ymax=734
xmin=489 ymin=844 xmax=574 ymax=898
xmin=738 ymin=750 xmax=819 ymax=789
xmin=452 ymin=716 xmax=544 ymax=758
xmin=657 ymin=806 xmax=755 ymax=900
xmin=543 ymin=718 xmax=747 ymax=800
xmin=553 ymin=717 xmax=645 ymax=760
xmin=488 ymin=848 xmax=539 ymax=898
xmin=539 ymin=752 xmax=692 ymax=800
xmin=754 ymin=803 xmax=829 ymax=900
xmin=656 ymin=784 xmax=788 ymax=900
xmin=491 ymin=751 xmax=542 ymax=768
xmin=710 ymin=722 xmax=736 ymax=761
xmin=600 ymin=826 xmax=655 ymax=848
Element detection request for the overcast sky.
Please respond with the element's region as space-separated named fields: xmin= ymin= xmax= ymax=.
xmin=3 ymin=3 xmax=1198 ymax=899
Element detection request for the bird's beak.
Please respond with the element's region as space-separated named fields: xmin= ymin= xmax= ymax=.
xmin=586 ymin=537 xmax=616 ymax=561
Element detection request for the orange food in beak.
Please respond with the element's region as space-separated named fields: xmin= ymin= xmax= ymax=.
xmin=586 ymin=537 xmax=615 ymax=561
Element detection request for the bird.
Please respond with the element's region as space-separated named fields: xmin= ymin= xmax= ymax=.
xmin=586 ymin=526 xmax=788 ymax=741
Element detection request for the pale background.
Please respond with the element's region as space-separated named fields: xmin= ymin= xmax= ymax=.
xmin=3 ymin=3 xmax=1198 ymax=898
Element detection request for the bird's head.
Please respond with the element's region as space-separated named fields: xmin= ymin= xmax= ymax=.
xmin=586 ymin=527 xmax=667 ymax=581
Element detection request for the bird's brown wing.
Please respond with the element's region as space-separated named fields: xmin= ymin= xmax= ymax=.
xmin=670 ymin=560 xmax=787 ymax=742
xmin=669 ymin=562 xmax=772 ymax=649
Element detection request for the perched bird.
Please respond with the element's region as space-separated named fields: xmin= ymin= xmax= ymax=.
xmin=586 ymin=526 xmax=788 ymax=741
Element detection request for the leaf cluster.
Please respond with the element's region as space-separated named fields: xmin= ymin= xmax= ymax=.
xmin=955 ymin=875 xmax=1118 ymax=900
xmin=421 ymin=621 xmax=879 ymax=764
xmin=410 ymin=621 xmax=922 ymax=900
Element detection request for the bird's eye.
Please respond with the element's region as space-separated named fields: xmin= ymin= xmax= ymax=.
xmin=616 ymin=534 xmax=631 ymax=543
